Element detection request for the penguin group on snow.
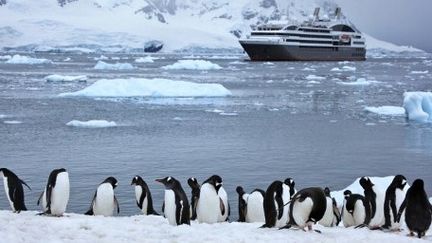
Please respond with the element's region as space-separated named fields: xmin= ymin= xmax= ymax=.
xmin=0 ymin=168 xmax=431 ymax=239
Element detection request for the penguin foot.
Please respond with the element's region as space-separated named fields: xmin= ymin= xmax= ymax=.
xmin=369 ymin=226 xmax=381 ymax=230
xmin=260 ymin=223 xmax=273 ymax=228
xmin=354 ymin=224 xmax=368 ymax=229
xmin=314 ymin=230 xmax=322 ymax=234
xmin=278 ymin=224 xmax=292 ymax=230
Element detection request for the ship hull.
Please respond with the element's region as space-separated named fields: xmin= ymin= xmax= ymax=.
xmin=239 ymin=42 xmax=366 ymax=61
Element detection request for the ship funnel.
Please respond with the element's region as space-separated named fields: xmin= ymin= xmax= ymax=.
xmin=335 ymin=7 xmax=341 ymax=19
xmin=313 ymin=7 xmax=320 ymax=19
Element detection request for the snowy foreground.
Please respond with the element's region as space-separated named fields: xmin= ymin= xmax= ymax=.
xmin=0 ymin=211 xmax=427 ymax=243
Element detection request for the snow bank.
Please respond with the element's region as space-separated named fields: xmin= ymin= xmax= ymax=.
xmin=45 ymin=74 xmax=87 ymax=82
xmin=364 ymin=34 xmax=424 ymax=53
xmin=364 ymin=106 xmax=406 ymax=116
xmin=135 ymin=56 xmax=155 ymax=63
xmin=403 ymin=92 xmax=432 ymax=122
xmin=59 ymin=78 xmax=232 ymax=98
xmin=66 ymin=120 xmax=117 ymax=128
xmin=337 ymin=78 xmax=381 ymax=86
xmin=93 ymin=61 xmax=135 ymax=70
xmin=162 ymin=60 xmax=222 ymax=70
xmin=5 ymin=55 xmax=52 ymax=64
xmin=0 ymin=211 xmax=421 ymax=243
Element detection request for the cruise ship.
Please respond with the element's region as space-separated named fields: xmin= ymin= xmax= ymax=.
xmin=239 ymin=8 xmax=366 ymax=61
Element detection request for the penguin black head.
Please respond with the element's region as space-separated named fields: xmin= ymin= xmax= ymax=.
xmin=359 ymin=176 xmax=374 ymax=189
xmin=187 ymin=177 xmax=200 ymax=190
xmin=411 ymin=179 xmax=425 ymax=191
xmin=236 ymin=186 xmax=245 ymax=196
xmin=393 ymin=175 xmax=407 ymax=190
xmin=343 ymin=190 xmax=352 ymax=199
xmin=103 ymin=177 xmax=118 ymax=189
xmin=131 ymin=175 xmax=144 ymax=186
xmin=284 ymin=178 xmax=295 ymax=188
xmin=155 ymin=176 xmax=179 ymax=190
xmin=204 ymin=175 xmax=223 ymax=193
xmin=0 ymin=168 xmax=10 ymax=177
xmin=324 ymin=187 xmax=331 ymax=197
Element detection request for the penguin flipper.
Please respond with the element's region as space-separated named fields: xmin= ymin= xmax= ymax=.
xmin=332 ymin=198 xmax=341 ymax=226
xmin=20 ymin=179 xmax=31 ymax=190
xmin=13 ymin=187 xmax=27 ymax=211
xmin=175 ymin=198 xmax=182 ymax=225
xmin=162 ymin=202 xmax=165 ymax=215
xmin=219 ymin=197 xmax=226 ymax=216
xmin=85 ymin=208 xmax=94 ymax=215
xmin=37 ymin=191 xmax=44 ymax=206
xmin=138 ymin=189 xmax=146 ymax=209
xmin=114 ymin=195 xmax=120 ymax=214
xmin=276 ymin=194 xmax=284 ymax=220
xmin=396 ymin=199 xmax=407 ymax=223
xmin=85 ymin=191 xmax=97 ymax=215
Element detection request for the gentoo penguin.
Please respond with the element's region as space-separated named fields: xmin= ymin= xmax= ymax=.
xmin=396 ymin=179 xmax=432 ymax=238
xmin=360 ymin=176 xmax=385 ymax=228
xmin=0 ymin=168 xmax=31 ymax=213
xmin=236 ymin=186 xmax=265 ymax=223
xmin=196 ymin=175 xmax=229 ymax=224
xmin=381 ymin=175 xmax=407 ymax=230
xmin=37 ymin=168 xmax=70 ymax=216
xmin=319 ymin=187 xmax=341 ymax=227
xmin=342 ymin=190 xmax=371 ymax=228
xmin=187 ymin=177 xmax=200 ymax=220
xmin=156 ymin=176 xmax=190 ymax=226
xmin=283 ymin=187 xmax=327 ymax=232
xmin=262 ymin=180 xmax=284 ymax=228
xmin=131 ymin=175 xmax=158 ymax=215
xmin=85 ymin=177 xmax=120 ymax=216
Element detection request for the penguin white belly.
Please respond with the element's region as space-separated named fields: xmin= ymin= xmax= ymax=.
xmin=40 ymin=189 xmax=48 ymax=211
xmin=246 ymin=192 xmax=264 ymax=223
xmin=369 ymin=187 xmax=384 ymax=227
xmin=353 ymin=200 xmax=366 ymax=226
xmin=319 ymin=197 xmax=334 ymax=227
xmin=292 ymin=197 xmax=313 ymax=228
xmin=342 ymin=203 xmax=355 ymax=227
xmin=135 ymin=186 xmax=148 ymax=215
xmin=93 ymin=184 xmax=115 ymax=216
xmin=197 ymin=184 xmax=219 ymax=224
xmin=50 ymin=172 xmax=69 ymax=216
xmin=217 ymin=187 xmax=229 ymax=222
xmin=3 ymin=177 xmax=15 ymax=211
xmin=276 ymin=185 xmax=290 ymax=227
xmin=164 ymin=190 xmax=177 ymax=225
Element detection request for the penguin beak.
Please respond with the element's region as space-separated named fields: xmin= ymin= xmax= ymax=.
xmin=155 ymin=178 xmax=163 ymax=184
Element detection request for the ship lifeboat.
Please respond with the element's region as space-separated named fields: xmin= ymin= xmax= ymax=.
xmin=339 ymin=34 xmax=351 ymax=43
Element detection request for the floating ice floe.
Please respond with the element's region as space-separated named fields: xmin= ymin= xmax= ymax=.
xmin=162 ymin=60 xmax=222 ymax=70
xmin=337 ymin=78 xmax=381 ymax=86
xmin=302 ymin=67 xmax=315 ymax=71
xmin=94 ymin=61 xmax=135 ymax=70
xmin=403 ymin=92 xmax=432 ymax=122
xmin=3 ymin=120 xmax=22 ymax=124
xmin=0 ymin=55 xmax=11 ymax=60
xmin=63 ymin=57 xmax=71 ymax=62
xmin=364 ymin=106 xmax=406 ymax=116
xmin=59 ymin=78 xmax=232 ymax=98
xmin=410 ymin=70 xmax=429 ymax=74
xmin=94 ymin=55 xmax=109 ymax=61
xmin=305 ymin=74 xmax=325 ymax=80
xmin=331 ymin=66 xmax=356 ymax=72
xmin=135 ymin=56 xmax=155 ymax=63
xmin=45 ymin=74 xmax=87 ymax=82
xmin=5 ymin=55 xmax=52 ymax=64
xmin=66 ymin=120 xmax=117 ymax=128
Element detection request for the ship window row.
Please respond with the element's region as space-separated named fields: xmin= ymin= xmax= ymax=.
xmin=251 ymin=32 xmax=335 ymax=39
xmin=330 ymin=24 xmax=355 ymax=32
xmin=285 ymin=39 xmax=333 ymax=44
xmin=297 ymin=28 xmax=331 ymax=33
xmin=353 ymin=41 xmax=365 ymax=45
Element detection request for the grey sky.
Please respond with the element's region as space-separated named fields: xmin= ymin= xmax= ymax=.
xmin=335 ymin=0 xmax=431 ymax=52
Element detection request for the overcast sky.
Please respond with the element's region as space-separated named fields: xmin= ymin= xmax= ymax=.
xmin=334 ymin=0 xmax=431 ymax=52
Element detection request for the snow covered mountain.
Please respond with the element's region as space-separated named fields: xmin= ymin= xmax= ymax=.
xmin=0 ymin=0 xmax=423 ymax=53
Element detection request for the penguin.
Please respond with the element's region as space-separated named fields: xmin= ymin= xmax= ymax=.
xmin=318 ymin=187 xmax=341 ymax=227
xmin=396 ymin=179 xmax=432 ymax=238
xmin=236 ymin=186 xmax=248 ymax=222
xmin=85 ymin=177 xmax=119 ymax=216
xmin=156 ymin=176 xmax=190 ymax=226
xmin=196 ymin=175 xmax=229 ymax=224
xmin=360 ymin=176 xmax=385 ymax=228
xmin=283 ymin=187 xmax=327 ymax=232
xmin=0 ymin=168 xmax=31 ymax=213
xmin=283 ymin=178 xmax=297 ymax=199
xmin=381 ymin=175 xmax=407 ymax=230
xmin=37 ymin=168 xmax=70 ymax=216
xmin=131 ymin=175 xmax=158 ymax=215
xmin=262 ymin=180 xmax=287 ymax=228
xmin=187 ymin=177 xmax=200 ymax=220
xmin=342 ymin=190 xmax=371 ymax=228
xmin=236 ymin=186 xmax=265 ymax=223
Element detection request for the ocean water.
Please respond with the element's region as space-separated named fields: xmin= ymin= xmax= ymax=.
xmin=0 ymin=52 xmax=431 ymax=217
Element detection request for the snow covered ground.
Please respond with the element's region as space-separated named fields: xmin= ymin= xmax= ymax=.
xmin=59 ymin=78 xmax=232 ymax=98
xmin=0 ymin=210 xmax=426 ymax=243
xmin=66 ymin=120 xmax=117 ymax=128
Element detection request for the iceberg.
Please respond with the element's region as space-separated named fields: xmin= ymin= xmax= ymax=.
xmin=135 ymin=56 xmax=155 ymax=63
xmin=45 ymin=74 xmax=87 ymax=82
xmin=5 ymin=55 xmax=52 ymax=64
xmin=403 ymin=92 xmax=432 ymax=122
xmin=59 ymin=78 xmax=232 ymax=98
xmin=162 ymin=60 xmax=222 ymax=70
xmin=66 ymin=120 xmax=117 ymax=128
xmin=364 ymin=106 xmax=406 ymax=116
xmin=93 ymin=61 xmax=135 ymax=70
